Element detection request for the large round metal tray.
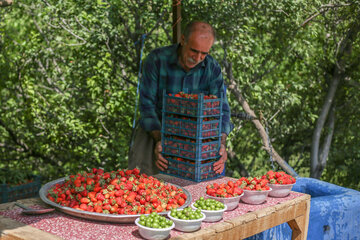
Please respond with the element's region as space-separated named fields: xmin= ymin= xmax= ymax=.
xmin=39 ymin=177 xmax=192 ymax=223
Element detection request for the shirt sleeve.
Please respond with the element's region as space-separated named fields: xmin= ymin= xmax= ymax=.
xmin=208 ymin=61 xmax=233 ymax=136
xmin=139 ymin=51 xmax=162 ymax=132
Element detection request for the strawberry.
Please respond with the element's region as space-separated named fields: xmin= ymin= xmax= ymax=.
xmin=74 ymin=179 xmax=82 ymax=188
xmin=80 ymin=197 xmax=90 ymax=204
xmin=79 ymin=203 xmax=88 ymax=211
xmin=47 ymin=168 xmax=188 ymax=215
xmin=262 ymin=170 xmax=296 ymax=185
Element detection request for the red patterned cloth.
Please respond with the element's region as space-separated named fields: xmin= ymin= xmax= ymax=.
xmin=0 ymin=175 xmax=303 ymax=240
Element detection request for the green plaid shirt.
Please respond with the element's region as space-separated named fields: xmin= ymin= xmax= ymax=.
xmin=139 ymin=44 xmax=232 ymax=135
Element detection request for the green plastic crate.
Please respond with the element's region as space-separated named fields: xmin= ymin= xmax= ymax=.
xmin=0 ymin=175 xmax=42 ymax=203
xmin=160 ymin=156 xmax=225 ymax=182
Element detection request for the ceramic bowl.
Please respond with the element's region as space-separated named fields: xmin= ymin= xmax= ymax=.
xmin=191 ymin=202 xmax=227 ymax=222
xmin=205 ymin=193 xmax=244 ymax=211
xmin=268 ymin=183 xmax=294 ymax=198
xmin=167 ymin=211 xmax=205 ymax=232
xmin=135 ymin=217 xmax=175 ymax=240
xmin=241 ymin=188 xmax=272 ymax=205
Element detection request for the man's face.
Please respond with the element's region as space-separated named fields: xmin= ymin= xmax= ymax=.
xmin=179 ymin=31 xmax=214 ymax=71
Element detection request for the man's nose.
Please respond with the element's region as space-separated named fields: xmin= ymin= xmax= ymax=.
xmin=193 ymin=52 xmax=203 ymax=62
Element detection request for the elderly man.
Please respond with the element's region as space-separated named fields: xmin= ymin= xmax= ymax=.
xmin=128 ymin=21 xmax=232 ymax=176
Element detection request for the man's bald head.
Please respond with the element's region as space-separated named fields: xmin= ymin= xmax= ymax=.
xmin=183 ymin=21 xmax=216 ymax=43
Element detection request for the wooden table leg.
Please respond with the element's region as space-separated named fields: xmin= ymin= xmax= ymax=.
xmin=287 ymin=197 xmax=310 ymax=240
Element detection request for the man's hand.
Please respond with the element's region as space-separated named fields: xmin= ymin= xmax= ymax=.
xmin=213 ymin=144 xmax=227 ymax=174
xmin=154 ymin=141 xmax=168 ymax=171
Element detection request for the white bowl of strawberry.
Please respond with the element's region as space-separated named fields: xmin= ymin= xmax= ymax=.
xmin=235 ymin=177 xmax=271 ymax=205
xmin=241 ymin=188 xmax=272 ymax=205
xmin=205 ymin=181 xmax=244 ymax=211
xmin=267 ymin=183 xmax=294 ymax=198
xmin=263 ymin=170 xmax=296 ymax=198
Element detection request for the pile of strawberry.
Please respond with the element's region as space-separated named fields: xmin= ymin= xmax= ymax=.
xmin=236 ymin=177 xmax=271 ymax=191
xmin=205 ymin=171 xmax=297 ymax=196
xmin=168 ymin=92 xmax=218 ymax=100
xmin=47 ymin=168 xmax=187 ymax=215
xmin=166 ymin=92 xmax=221 ymax=116
xmin=206 ymin=181 xmax=244 ymax=198
xmin=262 ymin=170 xmax=296 ymax=185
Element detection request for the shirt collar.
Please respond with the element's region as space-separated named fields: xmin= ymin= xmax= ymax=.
xmin=169 ymin=44 xmax=180 ymax=66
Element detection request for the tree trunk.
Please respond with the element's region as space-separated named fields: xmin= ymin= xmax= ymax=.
xmin=317 ymin=104 xmax=335 ymax=177
xmin=172 ymin=0 xmax=181 ymax=44
xmin=310 ymin=68 xmax=340 ymax=178
xmin=310 ymin=19 xmax=360 ymax=178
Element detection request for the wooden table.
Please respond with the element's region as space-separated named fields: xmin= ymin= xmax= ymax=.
xmin=0 ymin=176 xmax=310 ymax=240
xmin=176 ymin=193 xmax=310 ymax=240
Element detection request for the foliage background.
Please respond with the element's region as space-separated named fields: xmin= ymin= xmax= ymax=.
xmin=0 ymin=0 xmax=359 ymax=191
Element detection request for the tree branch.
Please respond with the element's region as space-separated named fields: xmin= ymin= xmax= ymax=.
xmin=223 ymin=58 xmax=298 ymax=177
xmin=301 ymin=3 xmax=352 ymax=27
xmin=31 ymin=15 xmax=66 ymax=85
xmin=0 ymin=119 xmax=29 ymax=152
xmin=99 ymin=118 xmax=111 ymax=139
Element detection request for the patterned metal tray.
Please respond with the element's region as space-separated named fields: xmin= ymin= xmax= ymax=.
xmin=39 ymin=177 xmax=192 ymax=223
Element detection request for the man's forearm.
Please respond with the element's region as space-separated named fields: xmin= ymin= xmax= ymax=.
xmin=150 ymin=130 xmax=161 ymax=142
xmin=221 ymin=133 xmax=227 ymax=147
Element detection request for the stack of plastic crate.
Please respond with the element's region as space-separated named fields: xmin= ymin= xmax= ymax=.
xmin=160 ymin=91 xmax=225 ymax=182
